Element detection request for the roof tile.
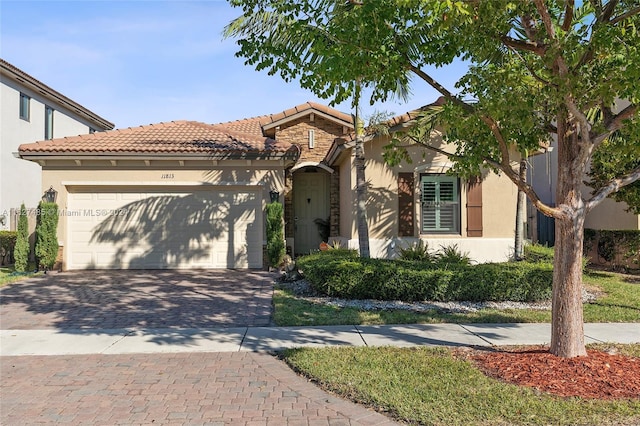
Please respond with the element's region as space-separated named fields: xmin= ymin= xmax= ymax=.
xmin=19 ymin=120 xmax=295 ymax=156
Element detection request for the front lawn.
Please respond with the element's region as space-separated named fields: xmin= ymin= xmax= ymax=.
xmin=0 ymin=264 xmax=40 ymax=287
xmin=273 ymin=268 xmax=640 ymax=326
xmin=282 ymin=345 xmax=640 ymax=426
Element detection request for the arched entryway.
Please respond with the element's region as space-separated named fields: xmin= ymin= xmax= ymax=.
xmin=292 ymin=167 xmax=331 ymax=255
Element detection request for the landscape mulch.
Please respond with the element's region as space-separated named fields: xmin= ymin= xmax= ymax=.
xmin=465 ymin=346 xmax=640 ymax=399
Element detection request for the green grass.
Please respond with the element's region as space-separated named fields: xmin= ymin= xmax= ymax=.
xmin=273 ymin=268 xmax=639 ymax=326
xmin=282 ymin=345 xmax=640 ymax=426
xmin=0 ymin=264 xmax=40 ymax=287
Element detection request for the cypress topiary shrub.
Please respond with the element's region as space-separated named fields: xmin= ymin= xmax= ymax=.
xmin=13 ymin=203 xmax=30 ymax=272
xmin=35 ymin=202 xmax=59 ymax=270
xmin=265 ymin=201 xmax=285 ymax=268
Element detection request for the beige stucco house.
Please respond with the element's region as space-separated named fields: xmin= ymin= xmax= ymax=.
xmin=18 ymin=101 xmax=518 ymax=270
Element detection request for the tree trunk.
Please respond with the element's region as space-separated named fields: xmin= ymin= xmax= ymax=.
xmin=551 ymin=212 xmax=587 ymax=357
xmin=514 ymin=158 xmax=527 ymax=260
xmin=550 ymin=117 xmax=588 ymax=358
xmin=353 ymin=84 xmax=370 ymax=259
xmin=355 ymin=138 xmax=370 ymax=258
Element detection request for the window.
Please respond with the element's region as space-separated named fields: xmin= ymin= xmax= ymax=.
xmin=421 ymin=175 xmax=460 ymax=234
xmin=19 ymin=93 xmax=30 ymax=121
xmin=45 ymin=106 xmax=54 ymax=140
xmin=308 ymin=129 xmax=315 ymax=149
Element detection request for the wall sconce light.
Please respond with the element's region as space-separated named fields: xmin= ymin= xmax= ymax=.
xmin=42 ymin=186 xmax=57 ymax=203
xmin=269 ymin=190 xmax=280 ymax=203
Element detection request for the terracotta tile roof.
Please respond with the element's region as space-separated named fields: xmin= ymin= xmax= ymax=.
xmin=218 ymin=102 xmax=353 ymax=135
xmin=18 ymin=120 xmax=296 ymax=157
xmin=386 ymin=96 xmax=447 ymax=128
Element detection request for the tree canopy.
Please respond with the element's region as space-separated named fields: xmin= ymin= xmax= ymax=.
xmin=226 ymin=0 xmax=640 ymax=357
xmin=227 ymin=0 xmax=639 ymax=212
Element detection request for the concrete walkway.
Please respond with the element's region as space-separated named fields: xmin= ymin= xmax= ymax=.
xmin=2 ymin=323 xmax=638 ymax=356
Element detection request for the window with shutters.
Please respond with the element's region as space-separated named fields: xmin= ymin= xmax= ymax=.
xmin=420 ymin=175 xmax=460 ymax=234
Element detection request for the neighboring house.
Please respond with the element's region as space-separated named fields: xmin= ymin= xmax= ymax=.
xmin=528 ymin=99 xmax=640 ymax=246
xmin=18 ymin=101 xmax=518 ymax=270
xmin=0 ymin=58 xmax=114 ymax=230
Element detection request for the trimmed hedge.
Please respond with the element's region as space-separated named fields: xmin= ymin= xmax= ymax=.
xmin=296 ymin=250 xmax=552 ymax=302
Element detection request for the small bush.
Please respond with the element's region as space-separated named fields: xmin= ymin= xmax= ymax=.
xmin=265 ymin=202 xmax=285 ymax=268
xmin=299 ymin=250 xmax=552 ymax=303
xmin=524 ymin=244 xmax=555 ymax=263
xmin=395 ymin=240 xmax=435 ymax=262
xmin=435 ymin=244 xmax=472 ymax=267
xmin=0 ymin=230 xmax=17 ymax=265
xmin=35 ymin=202 xmax=59 ymax=270
xmin=14 ymin=203 xmax=29 ymax=272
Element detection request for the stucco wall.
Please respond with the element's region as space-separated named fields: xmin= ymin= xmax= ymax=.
xmin=1 ymin=77 xmax=103 ymax=225
xmin=585 ymin=197 xmax=639 ymax=230
xmin=38 ymin=160 xmax=286 ymax=247
xmin=330 ymin=132 xmax=518 ymax=262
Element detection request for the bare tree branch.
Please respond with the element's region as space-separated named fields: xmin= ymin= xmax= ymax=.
xmin=501 ymin=35 xmax=546 ymax=55
xmin=601 ymin=0 xmax=620 ymax=22
xmin=533 ymin=0 xmax=556 ymax=39
xmin=520 ymin=14 xmax=540 ymax=42
xmin=562 ymin=0 xmax=575 ymax=31
xmin=611 ymin=5 xmax=640 ymax=25
xmin=409 ymin=64 xmax=475 ymax=114
xmin=586 ymin=164 xmax=640 ymax=212
xmin=592 ymin=103 xmax=638 ymax=148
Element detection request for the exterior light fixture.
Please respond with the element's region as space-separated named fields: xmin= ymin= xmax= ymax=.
xmin=269 ymin=190 xmax=280 ymax=203
xmin=43 ymin=186 xmax=58 ymax=203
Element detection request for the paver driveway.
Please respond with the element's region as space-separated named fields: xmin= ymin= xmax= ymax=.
xmin=1 ymin=352 xmax=396 ymax=425
xmin=0 ymin=270 xmax=274 ymax=330
xmin=0 ymin=271 xmax=397 ymax=425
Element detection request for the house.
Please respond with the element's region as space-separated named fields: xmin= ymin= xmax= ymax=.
xmin=0 ymin=58 xmax=114 ymax=230
xmin=17 ymin=101 xmax=518 ymax=270
xmin=528 ymin=99 xmax=639 ymax=246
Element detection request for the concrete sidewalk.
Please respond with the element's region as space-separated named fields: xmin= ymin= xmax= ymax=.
xmin=2 ymin=323 xmax=638 ymax=356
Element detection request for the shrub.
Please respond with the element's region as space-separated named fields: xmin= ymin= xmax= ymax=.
xmin=524 ymin=244 xmax=555 ymax=263
xmin=14 ymin=203 xmax=29 ymax=272
xmin=0 ymin=230 xmax=17 ymax=265
xmin=35 ymin=202 xmax=59 ymax=270
xmin=395 ymin=240 xmax=435 ymax=262
xmin=299 ymin=250 xmax=553 ymax=303
xmin=586 ymin=229 xmax=640 ymax=270
xmin=265 ymin=201 xmax=285 ymax=268
xmin=435 ymin=244 xmax=472 ymax=266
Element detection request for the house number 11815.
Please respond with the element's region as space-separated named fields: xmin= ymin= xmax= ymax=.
xmin=161 ymin=173 xmax=174 ymax=179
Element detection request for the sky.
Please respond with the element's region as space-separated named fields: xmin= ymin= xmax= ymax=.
xmin=0 ymin=0 xmax=469 ymax=130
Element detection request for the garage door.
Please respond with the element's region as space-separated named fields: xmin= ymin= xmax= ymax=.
xmin=66 ymin=187 xmax=262 ymax=270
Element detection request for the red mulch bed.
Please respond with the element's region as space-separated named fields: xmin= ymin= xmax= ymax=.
xmin=467 ymin=347 xmax=640 ymax=399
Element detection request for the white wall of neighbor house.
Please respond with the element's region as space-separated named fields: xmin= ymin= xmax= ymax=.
xmin=528 ymin=102 xmax=639 ymax=232
xmin=0 ymin=77 xmax=99 ymax=228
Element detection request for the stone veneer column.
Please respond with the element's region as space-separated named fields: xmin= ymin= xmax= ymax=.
xmin=283 ymin=169 xmax=294 ymax=254
xmin=329 ymin=168 xmax=340 ymax=237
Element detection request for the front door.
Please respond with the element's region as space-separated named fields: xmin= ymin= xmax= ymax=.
xmin=293 ymin=169 xmax=330 ymax=255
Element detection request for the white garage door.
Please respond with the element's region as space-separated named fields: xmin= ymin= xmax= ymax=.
xmin=66 ymin=187 xmax=262 ymax=270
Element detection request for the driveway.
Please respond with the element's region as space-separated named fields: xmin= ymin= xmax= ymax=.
xmin=0 ymin=271 xmax=398 ymax=425
xmin=0 ymin=270 xmax=274 ymax=330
